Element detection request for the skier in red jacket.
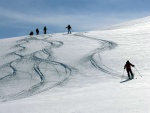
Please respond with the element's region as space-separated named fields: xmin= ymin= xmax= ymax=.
xmin=124 ymin=60 xmax=135 ymax=79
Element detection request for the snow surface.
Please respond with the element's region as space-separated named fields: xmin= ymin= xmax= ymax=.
xmin=1 ymin=17 xmax=150 ymax=113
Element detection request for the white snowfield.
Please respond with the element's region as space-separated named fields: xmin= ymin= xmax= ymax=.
xmin=1 ymin=16 xmax=150 ymax=113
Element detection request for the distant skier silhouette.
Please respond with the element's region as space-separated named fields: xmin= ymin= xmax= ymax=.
xmin=36 ymin=28 xmax=39 ymax=35
xmin=124 ymin=60 xmax=135 ymax=79
xmin=43 ymin=26 xmax=47 ymax=34
xmin=66 ymin=25 xmax=72 ymax=34
xmin=29 ymin=31 xmax=34 ymax=36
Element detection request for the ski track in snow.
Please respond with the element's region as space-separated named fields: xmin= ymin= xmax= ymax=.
xmin=0 ymin=33 xmax=121 ymax=102
xmin=0 ymin=35 xmax=73 ymax=102
xmin=74 ymin=33 xmax=121 ymax=77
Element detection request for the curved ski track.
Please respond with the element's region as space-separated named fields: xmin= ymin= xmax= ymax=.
xmin=0 ymin=33 xmax=121 ymax=102
xmin=74 ymin=33 xmax=121 ymax=77
xmin=0 ymin=35 xmax=73 ymax=102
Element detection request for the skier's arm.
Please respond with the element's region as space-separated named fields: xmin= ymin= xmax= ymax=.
xmin=124 ymin=64 xmax=126 ymax=69
xmin=130 ymin=63 xmax=135 ymax=67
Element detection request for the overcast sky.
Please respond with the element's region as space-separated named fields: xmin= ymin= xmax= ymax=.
xmin=0 ymin=0 xmax=150 ymax=38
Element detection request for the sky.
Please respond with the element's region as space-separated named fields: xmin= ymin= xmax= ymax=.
xmin=0 ymin=0 xmax=150 ymax=38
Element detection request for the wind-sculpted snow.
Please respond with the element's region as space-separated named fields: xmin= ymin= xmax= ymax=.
xmin=0 ymin=35 xmax=72 ymax=102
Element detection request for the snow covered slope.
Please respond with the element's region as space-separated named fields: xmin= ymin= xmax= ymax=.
xmin=1 ymin=16 xmax=150 ymax=113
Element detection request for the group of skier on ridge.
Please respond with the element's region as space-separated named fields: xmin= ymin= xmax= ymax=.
xmin=29 ymin=26 xmax=47 ymax=36
xmin=29 ymin=25 xmax=72 ymax=36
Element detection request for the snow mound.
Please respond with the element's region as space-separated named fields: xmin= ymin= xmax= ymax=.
xmin=103 ymin=16 xmax=150 ymax=30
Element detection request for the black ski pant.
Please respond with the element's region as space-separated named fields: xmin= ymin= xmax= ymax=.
xmin=127 ymin=69 xmax=134 ymax=79
xmin=68 ymin=29 xmax=71 ymax=34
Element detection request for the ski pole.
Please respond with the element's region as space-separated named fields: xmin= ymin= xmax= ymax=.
xmin=64 ymin=28 xmax=66 ymax=32
xmin=121 ymin=69 xmax=125 ymax=81
xmin=134 ymin=67 xmax=142 ymax=77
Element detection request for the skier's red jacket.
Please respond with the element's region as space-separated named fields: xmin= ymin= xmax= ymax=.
xmin=124 ymin=61 xmax=134 ymax=71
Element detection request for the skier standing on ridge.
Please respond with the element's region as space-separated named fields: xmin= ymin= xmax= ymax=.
xmin=66 ymin=24 xmax=72 ymax=34
xmin=29 ymin=31 xmax=34 ymax=36
xmin=124 ymin=60 xmax=135 ymax=79
xmin=43 ymin=26 xmax=47 ymax=34
xmin=36 ymin=28 xmax=39 ymax=35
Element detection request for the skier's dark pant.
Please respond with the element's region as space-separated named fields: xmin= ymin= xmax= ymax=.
xmin=127 ymin=69 xmax=134 ymax=79
xmin=68 ymin=29 xmax=71 ymax=34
